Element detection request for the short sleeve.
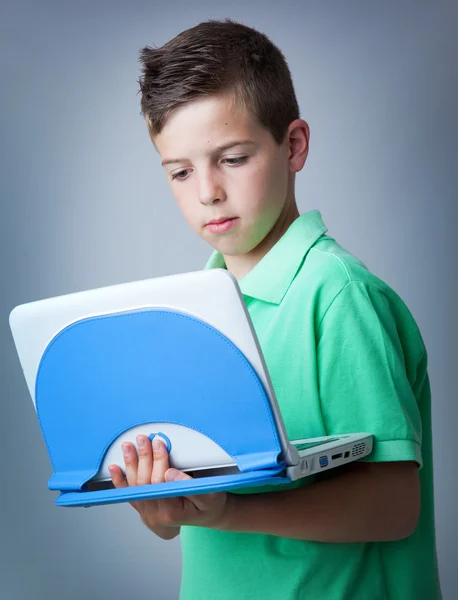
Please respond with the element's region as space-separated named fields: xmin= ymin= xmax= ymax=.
xmin=316 ymin=281 xmax=423 ymax=467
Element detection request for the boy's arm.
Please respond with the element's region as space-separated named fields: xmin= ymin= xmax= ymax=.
xmin=216 ymin=460 xmax=420 ymax=542
xmin=110 ymin=435 xmax=419 ymax=543
xmin=222 ymin=279 xmax=420 ymax=543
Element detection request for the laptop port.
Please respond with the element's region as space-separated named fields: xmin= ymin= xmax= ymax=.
xmin=319 ymin=456 xmax=329 ymax=468
xmin=344 ymin=451 xmax=350 ymax=458
xmin=331 ymin=453 xmax=343 ymax=460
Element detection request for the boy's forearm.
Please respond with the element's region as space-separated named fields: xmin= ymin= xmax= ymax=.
xmin=215 ymin=461 xmax=420 ymax=543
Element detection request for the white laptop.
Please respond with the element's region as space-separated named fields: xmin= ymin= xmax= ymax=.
xmin=9 ymin=268 xmax=372 ymax=504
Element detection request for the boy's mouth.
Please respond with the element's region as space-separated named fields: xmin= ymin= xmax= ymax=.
xmin=205 ymin=217 xmax=239 ymax=233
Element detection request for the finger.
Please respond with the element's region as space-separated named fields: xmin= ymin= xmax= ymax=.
xmin=165 ymin=468 xmax=224 ymax=512
xmin=136 ymin=435 xmax=153 ymax=485
xmin=109 ymin=463 xmax=140 ymax=513
xmin=108 ymin=464 xmax=128 ymax=489
xmin=122 ymin=442 xmax=139 ymax=487
xmin=151 ymin=439 xmax=171 ymax=483
xmin=162 ymin=469 xmax=193 ymax=514
xmin=164 ymin=468 xmax=193 ymax=483
xmin=186 ymin=490 xmax=225 ymax=512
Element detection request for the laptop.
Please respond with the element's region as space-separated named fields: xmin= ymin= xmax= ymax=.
xmin=9 ymin=268 xmax=373 ymax=507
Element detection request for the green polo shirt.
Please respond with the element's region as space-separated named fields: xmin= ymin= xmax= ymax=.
xmin=179 ymin=210 xmax=441 ymax=600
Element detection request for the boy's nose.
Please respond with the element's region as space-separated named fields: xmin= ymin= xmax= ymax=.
xmin=198 ymin=177 xmax=226 ymax=205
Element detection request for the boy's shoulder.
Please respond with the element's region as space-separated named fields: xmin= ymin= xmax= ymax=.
xmin=305 ymin=234 xmax=384 ymax=290
xmin=297 ymin=234 xmax=425 ymax=351
xmin=299 ymin=233 xmax=403 ymax=306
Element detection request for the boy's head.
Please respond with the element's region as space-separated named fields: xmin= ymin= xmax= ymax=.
xmin=138 ymin=19 xmax=309 ymax=265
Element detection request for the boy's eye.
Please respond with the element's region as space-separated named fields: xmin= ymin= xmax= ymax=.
xmin=170 ymin=156 xmax=248 ymax=182
xmin=171 ymin=169 xmax=189 ymax=181
xmin=222 ymin=156 xmax=248 ymax=166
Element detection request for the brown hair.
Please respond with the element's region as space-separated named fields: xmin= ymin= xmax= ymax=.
xmin=138 ymin=19 xmax=300 ymax=145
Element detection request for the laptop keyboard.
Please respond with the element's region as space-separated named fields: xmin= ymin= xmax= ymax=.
xmin=293 ymin=437 xmax=341 ymax=451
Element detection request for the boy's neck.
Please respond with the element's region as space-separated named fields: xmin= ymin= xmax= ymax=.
xmin=224 ymin=200 xmax=300 ymax=282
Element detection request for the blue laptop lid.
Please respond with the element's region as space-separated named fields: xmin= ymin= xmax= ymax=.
xmin=35 ymin=308 xmax=287 ymax=504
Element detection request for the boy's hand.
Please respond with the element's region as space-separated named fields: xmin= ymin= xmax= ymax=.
xmin=108 ymin=435 xmax=230 ymax=540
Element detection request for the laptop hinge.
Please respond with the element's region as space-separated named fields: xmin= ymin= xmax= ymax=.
xmin=236 ymin=450 xmax=284 ymax=473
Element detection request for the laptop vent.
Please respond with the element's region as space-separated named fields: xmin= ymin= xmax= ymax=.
xmin=351 ymin=442 xmax=366 ymax=458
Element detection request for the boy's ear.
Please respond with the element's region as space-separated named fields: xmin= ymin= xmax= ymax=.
xmin=287 ymin=119 xmax=310 ymax=173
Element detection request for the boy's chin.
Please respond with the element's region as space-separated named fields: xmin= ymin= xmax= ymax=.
xmin=210 ymin=243 xmax=251 ymax=258
xmin=200 ymin=228 xmax=255 ymax=257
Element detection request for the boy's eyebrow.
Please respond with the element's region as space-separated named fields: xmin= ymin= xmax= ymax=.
xmin=161 ymin=140 xmax=256 ymax=166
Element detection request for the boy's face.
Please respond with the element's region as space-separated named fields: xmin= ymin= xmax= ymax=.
xmin=153 ymin=92 xmax=297 ymax=259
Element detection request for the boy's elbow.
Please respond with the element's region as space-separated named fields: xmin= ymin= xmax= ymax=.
xmin=370 ymin=505 xmax=419 ymax=542
xmin=397 ymin=495 xmax=421 ymax=540
xmin=351 ymin=460 xmax=421 ymax=542
xmin=381 ymin=461 xmax=421 ymax=541
xmin=393 ymin=507 xmax=419 ymax=541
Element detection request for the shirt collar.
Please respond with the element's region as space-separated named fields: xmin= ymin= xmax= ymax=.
xmin=204 ymin=209 xmax=328 ymax=304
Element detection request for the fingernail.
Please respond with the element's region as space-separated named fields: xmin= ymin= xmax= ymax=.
xmin=152 ymin=439 xmax=162 ymax=452
xmin=122 ymin=444 xmax=131 ymax=456
xmin=137 ymin=436 xmax=145 ymax=449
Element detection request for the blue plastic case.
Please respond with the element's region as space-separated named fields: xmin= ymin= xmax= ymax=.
xmin=35 ymin=309 xmax=291 ymax=507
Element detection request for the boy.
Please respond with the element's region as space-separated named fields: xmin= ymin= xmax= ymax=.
xmin=108 ymin=19 xmax=441 ymax=600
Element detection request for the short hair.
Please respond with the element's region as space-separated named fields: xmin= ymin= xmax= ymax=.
xmin=138 ymin=18 xmax=300 ymax=144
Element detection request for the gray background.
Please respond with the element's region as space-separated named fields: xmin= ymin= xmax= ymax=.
xmin=1 ymin=1 xmax=457 ymax=598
